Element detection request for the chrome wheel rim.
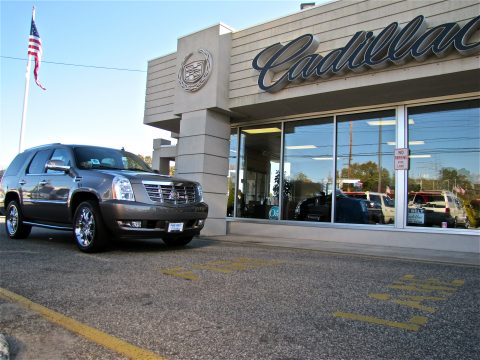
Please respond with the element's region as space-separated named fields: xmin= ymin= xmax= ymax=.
xmin=75 ymin=207 xmax=95 ymax=247
xmin=6 ymin=205 xmax=19 ymax=235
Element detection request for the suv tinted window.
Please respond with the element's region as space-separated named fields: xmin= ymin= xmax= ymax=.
xmin=384 ymin=196 xmax=394 ymax=207
xmin=27 ymin=149 xmax=52 ymax=174
xmin=370 ymin=194 xmax=381 ymax=204
xmin=4 ymin=152 xmax=30 ymax=176
xmin=74 ymin=146 xmax=151 ymax=172
xmin=424 ymin=195 xmax=443 ymax=202
xmin=350 ymin=194 xmax=367 ymax=199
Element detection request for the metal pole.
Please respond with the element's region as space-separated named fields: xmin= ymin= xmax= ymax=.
xmin=19 ymin=6 xmax=35 ymax=153
xmin=19 ymin=57 xmax=32 ymax=153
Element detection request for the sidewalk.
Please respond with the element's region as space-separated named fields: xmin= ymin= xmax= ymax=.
xmin=201 ymin=234 xmax=480 ymax=266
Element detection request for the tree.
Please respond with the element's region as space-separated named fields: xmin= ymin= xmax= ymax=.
xmin=273 ymin=170 xmax=291 ymax=200
xmin=295 ymin=172 xmax=311 ymax=183
xmin=438 ymin=167 xmax=474 ymax=199
xmin=340 ymin=161 xmax=392 ymax=192
xmin=137 ymin=154 xmax=152 ymax=167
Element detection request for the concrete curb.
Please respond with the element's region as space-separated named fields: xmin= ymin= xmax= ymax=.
xmin=200 ymin=235 xmax=480 ymax=266
xmin=0 ymin=334 xmax=9 ymax=360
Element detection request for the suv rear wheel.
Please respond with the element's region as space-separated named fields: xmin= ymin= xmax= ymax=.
xmin=73 ymin=201 xmax=108 ymax=252
xmin=5 ymin=200 xmax=32 ymax=239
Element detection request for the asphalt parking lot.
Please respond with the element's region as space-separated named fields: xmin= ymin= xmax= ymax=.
xmin=1 ymin=217 xmax=479 ymax=360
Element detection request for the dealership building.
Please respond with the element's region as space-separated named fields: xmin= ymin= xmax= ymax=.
xmin=144 ymin=0 xmax=480 ymax=253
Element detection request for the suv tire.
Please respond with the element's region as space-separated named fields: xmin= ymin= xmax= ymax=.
xmin=73 ymin=201 xmax=108 ymax=253
xmin=162 ymin=235 xmax=193 ymax=247
xmin=5 ymin=200 xmax=32 ymax=239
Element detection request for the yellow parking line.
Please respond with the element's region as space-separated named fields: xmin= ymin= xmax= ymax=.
xmin=0 ymin=287 xmax=166 ymax=360
xmin=333 ymin=311 xmax=424 ymax=331
xmin=161 ymin=267 xmax=200 ymax=281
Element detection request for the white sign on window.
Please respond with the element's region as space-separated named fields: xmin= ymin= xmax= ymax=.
xmin=408 ymin=208 xmax=425 ymax=224
xmin=395 ymin=148 xmax=410 ymax=170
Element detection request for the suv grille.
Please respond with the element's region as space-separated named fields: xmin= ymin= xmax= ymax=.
xmin=143 ymin=181 xmax=196 ymax=204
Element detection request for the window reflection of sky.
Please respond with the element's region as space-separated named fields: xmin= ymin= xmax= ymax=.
xmin=337 ymin=111 xmax=396 ymax=182
xmin=284 ymin=118 xmax=333 ymax=184
xmin=409 ymin=105 xmax=480 ymax=179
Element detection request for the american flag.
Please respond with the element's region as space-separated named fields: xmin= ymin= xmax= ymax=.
xmin=28 ymin=15 xmax=46 ymax=90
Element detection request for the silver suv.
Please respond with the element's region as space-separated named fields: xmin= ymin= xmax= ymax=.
xmin=0 ymin=144 xmax=208 ymax=252
xmin=408 ymin=191 xmax=468 ymax=228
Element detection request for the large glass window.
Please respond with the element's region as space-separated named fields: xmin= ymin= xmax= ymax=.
xmin=227 ymin=129 xmax=237 ymax=217
xmin=283 ymin=117 xmax=334 ymax=221
xmin=336 ymin=110 xmax=396 ymax=225
xmin=407 ymin=100 xmax=480 ymax=229
xmin=238 ymin=124 xmax=282 ymax=219
xmin=229 ymin=98 xmax=479 ymax=233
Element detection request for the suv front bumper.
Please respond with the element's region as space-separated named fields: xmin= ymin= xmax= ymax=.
xmin=100 ymin=200 xmax=208 ymax=238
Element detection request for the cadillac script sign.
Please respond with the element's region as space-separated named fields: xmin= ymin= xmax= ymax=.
xmin=252 ymin=15 xmax=480 ymax=93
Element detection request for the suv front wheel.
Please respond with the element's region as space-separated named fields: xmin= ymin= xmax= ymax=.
xmin=73 ymin=201 xmax=108 ymax=252
xmin=5 ymin=200 xmax=32 ymax=239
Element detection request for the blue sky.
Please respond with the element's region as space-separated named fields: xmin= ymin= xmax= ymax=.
xmin=0 ymin=0 xmax=309 ymax=169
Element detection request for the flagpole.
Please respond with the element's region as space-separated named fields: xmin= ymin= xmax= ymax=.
xmin=19 ymin=57 xmax=32 ymax=153
xmin=19 ymin=6 xmax=35 ymax=154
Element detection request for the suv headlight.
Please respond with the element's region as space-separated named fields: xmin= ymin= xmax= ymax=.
xmin=112 ymin=176 xmax=135 ymax=201
xmin=197 ymin=184 xmax=203 ymax=202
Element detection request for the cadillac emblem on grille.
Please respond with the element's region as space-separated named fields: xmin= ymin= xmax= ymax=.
xmin=168 ymin=188 xmax=179 ymax=201
xmin=178 ymin=49 xmax=213 ymax=92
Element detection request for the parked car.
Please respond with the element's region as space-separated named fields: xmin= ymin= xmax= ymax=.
xmin=407 ymin=191 xmax=468 ymax=228
xmin=344 ymin=191 xmax=395 ymax=224
xmin=294 ymin=190 xmax=369 ymax=224
xmin=0 ymin=144 xmax=208 ymax=252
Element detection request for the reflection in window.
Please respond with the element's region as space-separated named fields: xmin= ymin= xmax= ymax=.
xmin=47 ymin=149 xmax=72 ymax=174
xmin=227 ymin=130 xmax=237 ymax=217
xmin=407 ymin=100 xmax=480 ymax=229
xmin=336 ymin=110 xmax=396 ymax=225
xmin=238 ymin=125 xmax=282 ymax=219
xmin=283 ymin=118 xmax=334 ymax=221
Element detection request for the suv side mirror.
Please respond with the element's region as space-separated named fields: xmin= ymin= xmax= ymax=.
xmin=45 ymin=159 xmax=71 ymax=173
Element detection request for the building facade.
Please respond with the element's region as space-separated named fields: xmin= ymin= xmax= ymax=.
xmin=144 ymin=0 xmax=480 ymax=253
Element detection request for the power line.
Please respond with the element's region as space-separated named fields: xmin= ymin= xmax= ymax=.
xmin=1 ymin=56 xmax=146 ymax=72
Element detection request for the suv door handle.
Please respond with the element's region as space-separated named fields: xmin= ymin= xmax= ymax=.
xmin=39 ymin=180 xmax=48 ymax=186
xmin=19 ymin=180 xmax=26 ymax=186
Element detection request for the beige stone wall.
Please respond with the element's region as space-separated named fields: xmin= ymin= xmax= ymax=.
xmin=144 ymin=53 xmax=179 ymax=131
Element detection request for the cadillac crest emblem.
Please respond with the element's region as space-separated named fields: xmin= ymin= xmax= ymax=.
xmin=178 ymin=49 xmax=213 ymax=92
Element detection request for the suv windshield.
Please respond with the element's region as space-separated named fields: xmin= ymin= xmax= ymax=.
xmin=74 ymin=146 xmax=152 ymax=172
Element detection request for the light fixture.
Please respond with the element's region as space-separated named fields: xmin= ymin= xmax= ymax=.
xmin=367 ymin=119 xmax=415 ymax=126
xmin=312 ymin=157 xmax=333 ymax=160
xmin=243 ymin=127 xmax=281 ymax=134
xmin=409 ymin=154 xmax=431 ymax=158
xmin=286 ymin=145 xmax=317 ymax=150
xmin=387 ymin=141 xmax=425 ymax=146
